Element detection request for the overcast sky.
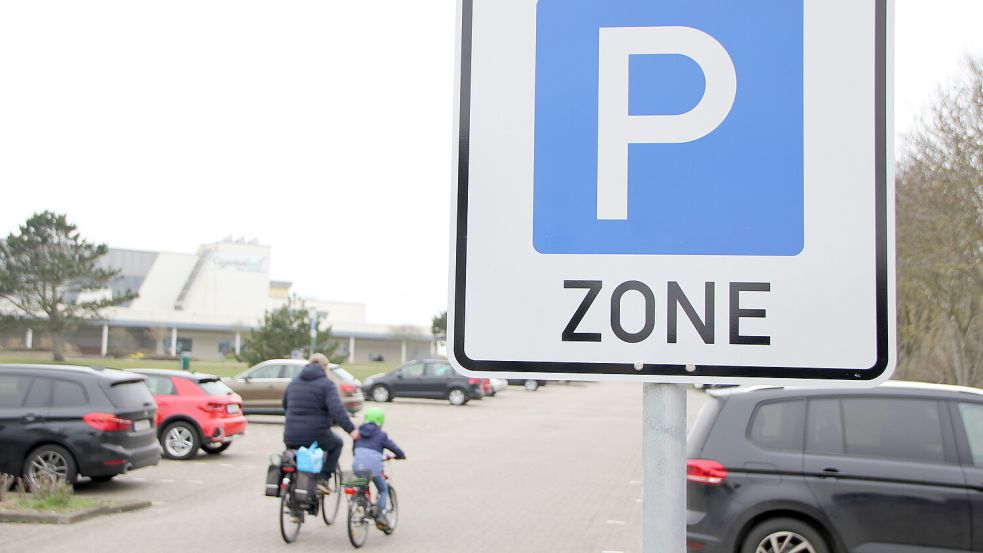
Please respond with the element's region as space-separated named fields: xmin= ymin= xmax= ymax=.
xmin=1 ymin=1 xmax=980 ymax=327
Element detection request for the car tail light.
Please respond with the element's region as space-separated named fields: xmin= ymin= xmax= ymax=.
xmin=199 ymin=402 xmax=226 ymax=414
xmin=84 ymin=412 xmax=132 ymax=432
xmin=686 ymin=459 xmax=728 ymax=485
xmin=344 ymin=487 xmax=357 ymax=495
xmin=468 ymin=378 xmax=480 ymax=385
xmin=340 ymin=384 xmax=356 ymax=394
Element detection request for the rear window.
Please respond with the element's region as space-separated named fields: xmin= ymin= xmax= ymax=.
xmin=52 ymin=380 xmax=88 ymax=407
xmin=331 ymin=367 xmax=356 ymax=381
xmin=197 ymin=378 xmax=234 ymax=396
xmin=809 ymin=397 xmax=948 ymax=464
xmin=0 ymin=374 xmax=33 ymax=407
xmin=748 ymin=400 xmax=805 ymax=452
xmin=958 ymin=403 xmax=983 ymax=467
xmin=107 ymin=380 xmax=155 ymax=408
xmin=687 ymin=396 xmax=722 ymax=457
xmin=144 ymin=375 xmax=176 ymax=396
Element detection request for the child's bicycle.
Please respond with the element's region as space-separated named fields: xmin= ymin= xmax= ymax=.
xmin=342 ymin=458 xmax=399 ymax=548
xmin=275 ymin=450 xmax=343 ymax=543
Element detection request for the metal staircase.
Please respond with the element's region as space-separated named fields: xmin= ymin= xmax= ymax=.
xmin=174 ymin=245 xmax=212 ymax=311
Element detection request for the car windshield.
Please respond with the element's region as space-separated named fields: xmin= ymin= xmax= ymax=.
xmin=197 ymin=378 xmax=234 ymax=396
xmin=331 ymin=367 xmax=357 ymax=382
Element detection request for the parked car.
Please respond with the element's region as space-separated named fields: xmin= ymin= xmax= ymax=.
xmin=508 ymin=379 xmax=547 ymax=391
xmin=130 ymin=369 xmax=246 ymax=460
xmin=0 ymin=364 xmax=160 ymax=486
xmin=224 ymin=359 xmax=364 ymax=415
xmin=686 ymin=381 xmax=983 ymax=553
xmin=363 ymin=360 xmax=484 ymax=406
xmin=488 ymin=378 xmax=508 ymax=396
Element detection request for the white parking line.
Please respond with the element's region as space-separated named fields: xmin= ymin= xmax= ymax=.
xmin=601 ymin=550 xmax=625 ymax=553
xmin=605 ymin=520 xmax=626 ymax=525
xmin=629 ymin=480 xmax=641 ymax=485
xmin=189 ymin=480 xmax=205 ymax=485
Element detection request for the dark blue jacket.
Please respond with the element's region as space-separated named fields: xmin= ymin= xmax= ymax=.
xmin=353 ymin=422 xmax=406 ymax=459
xmin=282 ymin=363 xmax=355 ymax=446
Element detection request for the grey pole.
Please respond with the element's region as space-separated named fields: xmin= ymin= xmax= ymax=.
xmin=642 ymin=382 xmax=688 ymax=553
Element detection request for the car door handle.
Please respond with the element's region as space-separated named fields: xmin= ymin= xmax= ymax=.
xmin=819 ymin=468 xmax=840 ymax=478
xmin=22 ymin=414 xmax=39 ymax=422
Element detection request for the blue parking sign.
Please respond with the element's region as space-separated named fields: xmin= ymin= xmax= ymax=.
xmin=533 ymin=0 xmax=804 ymax=256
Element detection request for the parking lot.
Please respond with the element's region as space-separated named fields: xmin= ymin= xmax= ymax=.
xmin=1 ymin=383 xmax=706 ymax=553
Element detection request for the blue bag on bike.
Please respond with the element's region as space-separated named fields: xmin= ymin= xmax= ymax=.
xmin=296 ymin=441 xmax=325 ymax=473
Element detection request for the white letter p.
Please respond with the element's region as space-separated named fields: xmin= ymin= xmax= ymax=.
xmin=596 ymin=26 xmax=737 ymax=220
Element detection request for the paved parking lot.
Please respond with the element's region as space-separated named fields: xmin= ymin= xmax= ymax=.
xmin=1 ymin=383 xmax=707 ymax=553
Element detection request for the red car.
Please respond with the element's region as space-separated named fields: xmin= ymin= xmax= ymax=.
xmin=132 ymin=369 xmax=247 ymax=460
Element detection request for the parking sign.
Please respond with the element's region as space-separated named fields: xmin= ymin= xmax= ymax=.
xmin=449 ymin=0 xmax=895 ymax=384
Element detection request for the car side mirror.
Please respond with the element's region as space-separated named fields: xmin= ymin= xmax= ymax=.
xmin=396 ymin=373 xmax=403 ymax=379
xmin=242 ymin=376 xmax=251 ymax=383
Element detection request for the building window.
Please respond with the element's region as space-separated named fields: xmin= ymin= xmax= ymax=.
xmin=218 ymin=340 xmax=235 ymax=355
xmin=163 ymin=337 xmax=193 ymax=354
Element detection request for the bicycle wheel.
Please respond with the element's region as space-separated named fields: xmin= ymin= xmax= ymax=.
xmin=347 ymin=495 xmax=370 ymax=548
xmin=279 ymin=482 xmax=303 ymax=543
xmin=384 ymin=485 xmax=398 ymax=533
xmin=320 ymin=469 xmax=342 ymax=525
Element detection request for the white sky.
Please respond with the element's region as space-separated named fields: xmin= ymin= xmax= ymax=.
xmin=0 ymin=1 xmax=980 ymax=327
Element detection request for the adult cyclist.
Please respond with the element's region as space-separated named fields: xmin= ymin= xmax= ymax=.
xmin=283 ymin=353 xmax=358 ymax=493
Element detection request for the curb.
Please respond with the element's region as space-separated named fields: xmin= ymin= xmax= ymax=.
xmin=0 ymin=499 xmax=151 ymax=524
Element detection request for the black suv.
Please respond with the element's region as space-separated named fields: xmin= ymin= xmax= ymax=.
xmin=363 ymin=359 xmax=484 ymax=406
xmin=0 ymin=364 xmax=161 ymax=485
xmin=686 ymin=382 xmax=983 ymax=553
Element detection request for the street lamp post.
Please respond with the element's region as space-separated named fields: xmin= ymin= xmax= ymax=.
xmin=308 ymin=307 xmax=318 ymax=355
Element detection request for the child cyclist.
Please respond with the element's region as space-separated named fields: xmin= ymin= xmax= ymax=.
xmin=352 ymin=407 xmax=406 ymax=531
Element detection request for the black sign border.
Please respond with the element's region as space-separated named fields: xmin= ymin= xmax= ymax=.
xmin=452 ymin=0 xmax=890 ymax=381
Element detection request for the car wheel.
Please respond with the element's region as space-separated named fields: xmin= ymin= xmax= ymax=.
xmin=201 ymin=442 xmax=232 ymax=455
xmin=24 ymin=444 xmax=77 ymax=489
xmin=523 ymin=379 xmax=539 ymax=391
xmin=447 ymin=388 xmax=468 ymax=406
xmin=89 ymin=475 xmax=115 ymax=483
xmin=741 ymin=518 xmax=829 ymax=553
xmin=371 ymin=385 xmax=392 ymax=403
xmin=161 ymin=421 xmax=200 ymax=460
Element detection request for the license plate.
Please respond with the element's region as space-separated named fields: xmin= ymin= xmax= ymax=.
xmin=133 ymin=419 xmax=151 ymax=431
xmin=226 ymin=404 xmax=240 ymax=414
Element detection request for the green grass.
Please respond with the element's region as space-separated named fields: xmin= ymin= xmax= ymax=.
xmin=342 ymin=363 xmax=399 ymax=382
xmin=0 ymin=353 xmax=247 ymax=377
xmin=12 ymin=495 xmax=99 ymax=513
xmin=0 ymin=352 xmax=398 ymax=382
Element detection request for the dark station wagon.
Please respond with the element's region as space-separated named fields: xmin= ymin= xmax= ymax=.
xmin=0 ymin=364 xmax=160 ymax=486
xmin=686 ymin=381 xmax=983 ymax=553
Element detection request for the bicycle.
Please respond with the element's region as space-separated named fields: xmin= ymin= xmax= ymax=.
xmin=342 ymin=459 xmax=399 ymax=548
xmin=276 ymin=450 xmax=343 ymax=543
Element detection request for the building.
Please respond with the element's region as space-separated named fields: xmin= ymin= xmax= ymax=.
xmin=2 ymin=238 xmax=434 ymax=364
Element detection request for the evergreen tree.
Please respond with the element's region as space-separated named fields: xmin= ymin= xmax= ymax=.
xmin=0 ymin=211 xmax=136 ymax=361
xmin=240 ymin=295 xmax=342 ymax=366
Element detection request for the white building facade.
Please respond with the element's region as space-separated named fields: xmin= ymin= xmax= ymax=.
xmin=3 ymin=238 xmax=433 ymax=364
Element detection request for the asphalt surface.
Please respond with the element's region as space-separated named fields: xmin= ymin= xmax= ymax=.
xmin=1 ymin=383 xmax=708 ymax=553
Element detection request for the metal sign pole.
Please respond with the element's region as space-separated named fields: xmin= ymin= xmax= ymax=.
xmin=642 ymin=383 xmax=687 ymax=553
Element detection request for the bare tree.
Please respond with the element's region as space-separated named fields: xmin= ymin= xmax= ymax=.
xmin=897 ymin=55 xmax=983 ymax=386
